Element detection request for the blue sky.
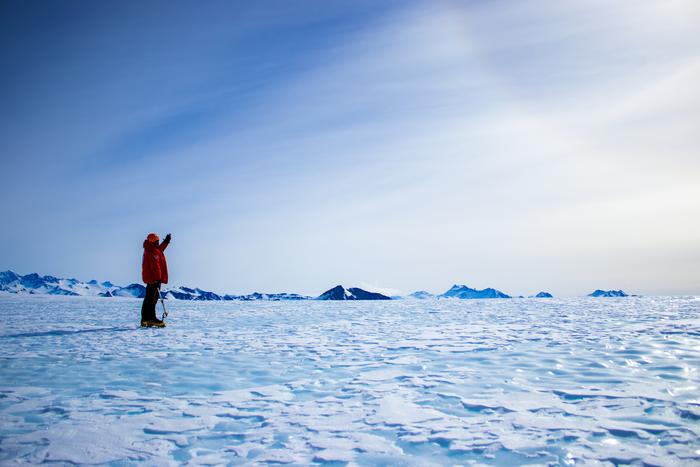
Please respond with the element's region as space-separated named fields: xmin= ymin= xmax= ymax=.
xmin=2 ymin=0 xmax=699 ymax=296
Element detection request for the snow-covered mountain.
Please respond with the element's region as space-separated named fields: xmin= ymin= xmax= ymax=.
xmin=588 ymin=289 xmax=628 ymax=297
xmin=1 ymin=270 xmax=115 ymax=297
xmin=317 ymin=285 xmax=392 ymax=300
xmin=107 ymin=283 xmax=147 ymax=298
xmin=0 ymin=271 xmax=153 ymax=298
xmin=245 ymin=292 xmax=310 ymax=301
xmin=163 ymin=287 xmax=311 ymax=301
xmin=0 ymin=270 xmax=633 ymax=301
xmin=408 ymin=290 xmax=434 ymax=299
xmin=439 ymin=284 xmax=511 ymax=299
xmin=0 ymin=270 xmax=310 ymax=301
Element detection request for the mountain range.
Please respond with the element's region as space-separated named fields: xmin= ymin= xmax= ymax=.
xmin=0 ymin=271 xmax=312 ymax=301
xmin=0 ymin=270 xmax=630 ymax=300
xmin=317 ymin=285 xmax=392 ymax=300
xmin=439 ymin=284 xmax=511 ymax=299
xmin=588 ymin=289 xmax=629 ymax=297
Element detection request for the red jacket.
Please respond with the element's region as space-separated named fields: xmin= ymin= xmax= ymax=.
xmin=142 ymin=238 xmax=169 ymax=284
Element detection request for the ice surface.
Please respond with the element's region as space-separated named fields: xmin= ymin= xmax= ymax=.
xmin=1 ymin=295 xmax=699 ymax=465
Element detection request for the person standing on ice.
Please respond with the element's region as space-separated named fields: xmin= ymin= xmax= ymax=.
xmin=141 ymin=232 xmax=171 ymax=327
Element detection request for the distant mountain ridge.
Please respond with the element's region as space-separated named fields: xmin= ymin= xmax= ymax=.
xmin=0 ymin=270 xmax=311 ymax=301
xmin=408 ymin=290 xmax=434 ymax=299
xmin=588 ymin=289 xmax=629 ymax=297
xmin=439 ymin=284 xmax=511 ymax=299
xmin=0 ymin=270 xmax=633 ymax=300
xmin=317 ymin=285 xmax=391 ymax=300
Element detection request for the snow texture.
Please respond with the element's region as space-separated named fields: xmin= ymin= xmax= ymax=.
xmin=1 ymin=295 xmax=699 ymax=465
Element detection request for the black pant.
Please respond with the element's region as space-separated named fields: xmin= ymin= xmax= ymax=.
xmin=141 ymin=282 xmax=160 ymax=321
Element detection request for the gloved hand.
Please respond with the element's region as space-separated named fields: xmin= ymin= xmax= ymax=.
xmin=164 ymin=233 xmax=172 ymax=242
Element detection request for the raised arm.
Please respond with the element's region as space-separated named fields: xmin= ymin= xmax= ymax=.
xmin=159 ymin=233 xmax=172 ymax=252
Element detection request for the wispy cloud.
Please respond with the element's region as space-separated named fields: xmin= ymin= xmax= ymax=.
xmin=1 ymin=1 xmax=698 ymax=295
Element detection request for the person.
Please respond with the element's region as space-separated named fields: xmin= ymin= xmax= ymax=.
xmin=141 ymin=232 xmax=171 ymax=327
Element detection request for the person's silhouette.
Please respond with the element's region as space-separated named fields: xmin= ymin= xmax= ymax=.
xmin=141 ymin=232 xmax=171 ymax=327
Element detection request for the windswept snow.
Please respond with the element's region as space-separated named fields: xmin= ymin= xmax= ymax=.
xmin=1 ymin=296 xmax=699 ymax=464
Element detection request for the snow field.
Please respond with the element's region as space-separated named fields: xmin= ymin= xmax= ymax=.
xmin=1 ymin=296 xmax=699 ymax=465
